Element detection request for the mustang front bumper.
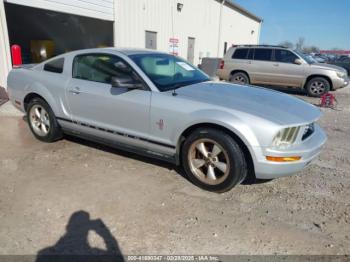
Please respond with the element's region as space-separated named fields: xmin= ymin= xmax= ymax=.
xmin=252 ymin=124 xmax=327 ymax=179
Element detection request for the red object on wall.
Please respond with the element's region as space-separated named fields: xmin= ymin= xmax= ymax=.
xmin=11 ymin=45 xmax=22 ymax=66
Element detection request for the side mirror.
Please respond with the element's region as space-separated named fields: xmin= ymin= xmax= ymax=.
xmin=114 ymin=61 xmax=132 ymax=74
xmin=111 ymin=76 xmax=143 ymax=89
xmin=294 ymin=58 xmax=303 ymax=65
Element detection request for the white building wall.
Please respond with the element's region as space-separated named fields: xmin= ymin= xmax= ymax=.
xmin=115 ymin=0 xmax=261 ymax=65
xmin=6 ymin=0 xmax=115 ymax=21
xmin=220 ymin=4 xmax=261 ymax=55
xmin=0 ymin=0 xmax=11 ymax=88
xmin=0 ymin=0 xmax=261 ymax=88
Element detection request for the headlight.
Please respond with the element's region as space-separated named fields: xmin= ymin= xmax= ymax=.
xmin=336 ymin=71 xmax=345 ymax=78
xmin=272 ymin=126 xmax=300 ymax=147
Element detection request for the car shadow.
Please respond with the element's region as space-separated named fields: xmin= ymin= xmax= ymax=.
xmin=64 ymin=135 xmax=267 ymax=187
xmin=241 ymin=177 xmax=274 ymax=186
xmin=64 ymin=135 xmax=185 ymax=177
xmin=22 ymin=116 xmax=273 ymax=187
xmin=36 ymin=210 xmax=124 ymax=262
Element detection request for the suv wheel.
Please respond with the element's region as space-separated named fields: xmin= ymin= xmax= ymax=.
xmin=306 ymin=77 xmax=330 ymax=97
xmin=229 ymin=72 xmax=250 ymax=85
xmin=181 ymin=128 xmax=247 ymax=193
xmin=27 ymin=98 xmax=63 ymax=142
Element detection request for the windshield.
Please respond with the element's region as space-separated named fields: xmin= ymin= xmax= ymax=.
xmin=129 ymin=53 xmax=210 ymax=91
xmin=294 ymin=50 xmax=315 ymax=64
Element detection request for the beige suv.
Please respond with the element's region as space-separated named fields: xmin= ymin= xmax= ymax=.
xmin=217 ymin=45 xmax=348 ymax=97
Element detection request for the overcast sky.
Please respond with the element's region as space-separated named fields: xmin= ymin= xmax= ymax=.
xmin=233 ymin=0 xmax=350 ymax=50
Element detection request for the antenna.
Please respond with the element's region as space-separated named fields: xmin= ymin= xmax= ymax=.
xmin=171 ymin=1 xmax=177 ymax=96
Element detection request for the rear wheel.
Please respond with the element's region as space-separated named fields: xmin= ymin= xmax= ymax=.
xmin=181 ymin=128 xmax=247 ymax=193
xmin=27 ymin=98 xmax=63 ymax=142
xmin=306 ymin=77 xmax=330 ymax=97
xmin=229 ymin=72 xmax=250 ymax=85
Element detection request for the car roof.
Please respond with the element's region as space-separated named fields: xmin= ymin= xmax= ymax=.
xmin=232 ymin=45 xmax=289 ymax=50
xmin=35 ymin=48 xmax=172 ymax=69
xmin=68 ymin=47 xmax=169 ymax=56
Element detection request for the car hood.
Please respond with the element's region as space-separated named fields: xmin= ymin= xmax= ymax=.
xmin=310 ymin=63 xmax=346 ymax=72
xmin=175 ymin=82 xmax=321 ymax=126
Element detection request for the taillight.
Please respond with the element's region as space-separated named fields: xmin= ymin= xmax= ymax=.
xmin=219 ymin=60 xmax=225 ymax=69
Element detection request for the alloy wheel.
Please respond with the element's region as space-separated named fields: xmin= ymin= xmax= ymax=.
xmin=188 ymin=139 xmax=230 ymax=186
xmin=29 ymin=105 xmax=50 ymax=136
xmin=310 ymin=81 xmax=326 ymax=95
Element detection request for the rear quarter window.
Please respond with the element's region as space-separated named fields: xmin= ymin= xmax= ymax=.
xmin=43 ymin=58 xmax=64 ymax=74
xmin=232 ymin=48 xmax=249 ymax=59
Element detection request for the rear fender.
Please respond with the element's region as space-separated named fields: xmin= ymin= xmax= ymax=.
xmin=24 ymin=82 xmax=59 ymax=114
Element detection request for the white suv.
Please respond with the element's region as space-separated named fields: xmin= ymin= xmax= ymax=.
xmin=217 ymin=45 xmax=348 ymax=97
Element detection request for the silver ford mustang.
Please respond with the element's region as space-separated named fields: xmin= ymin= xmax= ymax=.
xmin=7 ymin=48 xmax=327 ymax=192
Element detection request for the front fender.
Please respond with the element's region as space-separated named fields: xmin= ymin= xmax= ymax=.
xmin=173 ymin=109 xmax=260 ymax=148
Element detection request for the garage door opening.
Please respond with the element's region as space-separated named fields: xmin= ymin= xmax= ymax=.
xmin=4 ymin=3 xmax=114 ymax=64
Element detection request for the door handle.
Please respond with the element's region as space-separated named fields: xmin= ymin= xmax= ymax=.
xmin=273 ymin=63 xmax=279 ymax=67
xmin=69 ymin=87 xmax=81 ymax=95
xmin=248 ymin=61 xmax=252 ymax=64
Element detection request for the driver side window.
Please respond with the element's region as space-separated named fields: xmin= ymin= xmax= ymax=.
xmin=275 ymin=50 xmax=298 ymax=64
xmin=72 ymin=54 xmax=132 ymax=84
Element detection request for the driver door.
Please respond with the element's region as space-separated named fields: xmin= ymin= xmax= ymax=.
xmin=65 ymin=53 xmax=151 ymax=149
xmin=271 ymin=49 xmax=306 ymax=87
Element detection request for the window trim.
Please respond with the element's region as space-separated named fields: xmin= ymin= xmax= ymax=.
xmin=71 ymin=52 xmax=150 ymax=91
xmin=247 ymin=48 xmax=254 ymax=60
xmin=43 ymin=57 xmax=65 ymax=74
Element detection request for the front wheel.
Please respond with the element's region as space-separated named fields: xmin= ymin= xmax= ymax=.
xmin=181 ymin=128 xmax=247 ymax=193
xmin=306 ymin=77 xmax=330 ymax=97
xmin=27 ymin=98 xmax=63 ymax=142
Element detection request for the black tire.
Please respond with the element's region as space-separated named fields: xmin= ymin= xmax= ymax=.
xmin=181 ymin=128 xmax=247 ymax=193
xmin=306 ymin=77 xmax=330 ymax=97
xmin=27 ymin=97 xmax=63 ymax=142
xmin=229 ymin=72 xmax=250 ymax=85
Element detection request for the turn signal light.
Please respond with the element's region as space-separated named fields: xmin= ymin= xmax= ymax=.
xmin=266 ymin=156 xmax=301 ymax=162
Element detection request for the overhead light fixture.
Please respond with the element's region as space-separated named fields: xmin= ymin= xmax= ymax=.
xmin=177 ymin=3 xmax=184 ymax=12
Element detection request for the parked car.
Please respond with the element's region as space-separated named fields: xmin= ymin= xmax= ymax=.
xmin=339 ymin=55 xmax=350 ymax=60
xmin=217 ymin=45 xmax=348 ymax=97
xmin=7 ymin=48 xmax=327 ymax=192
xmin=313 ymin=56 xmax=327 ymax=63
xmin=324 ymin=54 xmax=338 ymax=63
xmin=305 ymin=54 xmax=317 ymax=63
xmin=330 ymin=57 xmax=350 ymax=76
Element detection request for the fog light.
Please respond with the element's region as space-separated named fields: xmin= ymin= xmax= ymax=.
xmin=266 ymin=156 xmax=301 ymax=162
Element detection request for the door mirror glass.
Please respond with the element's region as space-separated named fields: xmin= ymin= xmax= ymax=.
xmin=111 ymin=76 xmax=143 ymax=89
xmin=294 ymin=58 xmax=303 ymax=65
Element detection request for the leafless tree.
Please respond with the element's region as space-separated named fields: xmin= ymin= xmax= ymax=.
xmin=296 ymin=37 xmax=305 ymax=50
xmin=303 ymin=46 xmax=320 ymax=53
xmin=279 ymin=41 xmax=294 ymax=49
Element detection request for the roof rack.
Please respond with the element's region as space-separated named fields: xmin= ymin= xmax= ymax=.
xmin=232 ymin=44 xmax=287 ymax=48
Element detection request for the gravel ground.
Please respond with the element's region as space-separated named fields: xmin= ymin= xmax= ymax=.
xmin=0 ymin=86 xmax=349 ymax=257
